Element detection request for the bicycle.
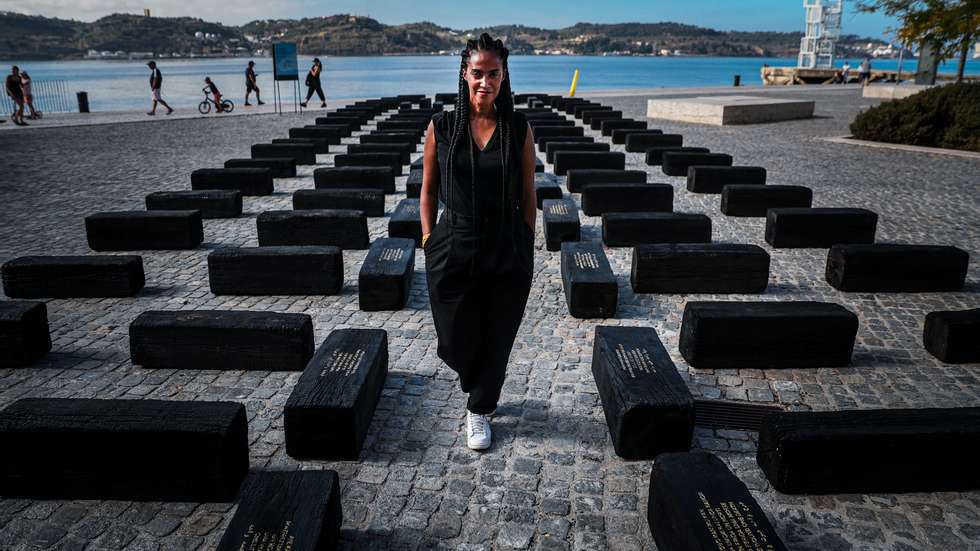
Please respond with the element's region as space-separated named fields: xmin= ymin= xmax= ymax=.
xmin=198 ymin=88 xmax=234 ymax=114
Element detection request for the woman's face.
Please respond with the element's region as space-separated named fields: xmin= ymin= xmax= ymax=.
xmin=464 ymin=50 xmax=504 ymax=110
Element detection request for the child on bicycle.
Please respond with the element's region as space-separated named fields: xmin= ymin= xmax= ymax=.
xmin=204 ymin=77 xmax=224 ymax=113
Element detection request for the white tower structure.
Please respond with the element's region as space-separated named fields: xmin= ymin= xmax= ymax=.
xmin=798 ymin=0 xmax=844 ymax=68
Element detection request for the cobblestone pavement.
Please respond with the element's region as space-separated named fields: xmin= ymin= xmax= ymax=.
xmin=1 ymin=86 xmax=979 ymax=551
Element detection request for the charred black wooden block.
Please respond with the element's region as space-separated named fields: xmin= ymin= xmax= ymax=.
xmin=581 ymin=183 xmax=673 ymax=216
xmin=273 ymin=138 xmax=328 ymax=155
xmin=224 ymin=157 xmax=296 ymax=178
xmin=586 ymin=110 xmax=623 ymax=129
xmin=334 ymin=152 xmax=403 ymax=177
xmin=191 ymin=168 xmax=273 ymax=196
xmin=601 ymin=213 xmax=711 ymax=248
xmin=575 ymin=105 xmax=612 ymax=119
xmin=592 ymin=326 xmax=694 ymax=459
xmin=314 ymin=166 xmax=395 ymax=194
xmin=407 ymin=168 xmax=423 ymax=198
xmin=85 ymin=211 xmax=203 ymax=251
xmin=251 ymin=143 xmax=316 ymax=165
xmin=561 ymin=241 xmax=617 ymax=319
xmin=662 ymin=152 xmax=733 ymax=177
xmin=435 ymin=93 xmax=457 ymax=103
xmin=208 ymin=246 xmax=343 ymax=296
xmin=535 ymin=157 xmax=544 ymax=173
xmin=347 ymin=143 xmax=413 ymax=164
xmin=314 ymin=115 xmax=361 ymax=130
xmin=542 ymin=199 xmax=581 ymax=252
xmin=554 ymin=151 xmax=625 ymax=176
xmin=645 ymin=147 xmax=710 ymax=166
xmin=757 ymin=408 xmax=980 ymax=494
xmin=289 ymin=126 xmax=342 ymax=145
xmin=0 ymin=398 xmax=248 ymax=501
xmin=527 ymin=118 xmax=574 ymax=129
xmin=257 ymin=209 xmax=370 ymax=249
xmin=826 ymin=244 xmax=968 ymax=292
xmin=216 ymin=471 xmax=342 ymax=551
xmin=388 ymin=199 xmax=423 ymax=247
xmin=924 ymin=309 xmax=980 ymax=364
xmin=765 ymin=208 xmax=878 ymax=248
xmin=147 ymin=190 xmax=241 ymax=219
xmin=611 ymin=128 xmax=661 ymax=145
xmin=630 ymin=244 xmax=770 ymax=294
xmin=377 ymin=120 xmax=425 ymax=134
xmin=359 ymin=238 xmax=415 ymax=311
xmin=293 ymin=188 xmax=385 ymax=217
xmin=305 ymin=123 xmax=352 ymax=138
xmin=686 ymin=166 xmax=766 ymax=193
xmin=0 ymin=301 xmax=51 ymax=368
xmin=545 ymin=142 xmax=610 ymax=164
xmin=534 ymin=173 xmax=563 ymax=209
xmin=285 ymin=328 xmax=389 ymax=460
xmin=2 ymin=255 xmax=145 ymax=298
xmin=360 ymin=132 xmax=419 ymax=145
xmin=537 ymin=135 xmax=594 ymax=154
xmin=649 ymin=452 xmax=789 ymax=551
xmin=679 ymin=301 xmax=858 ymax=369
xmin=600 ymin=119 xmax=647 ymax=137
xmin=533 ymin=126 xmax=585 ymax=143
xmin=566 ymin=169 xmax=646 ymax=194
xmin=130 ymin=310 xmax=315 ymax=371
xmin=626 ymin=133 xmax=682 ymax=153
xmin=720 ymin=185 xmax=813 ymax=217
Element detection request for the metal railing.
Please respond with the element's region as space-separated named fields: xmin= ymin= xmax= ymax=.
xmin=1 ymin=80 xmax=74 ymax=114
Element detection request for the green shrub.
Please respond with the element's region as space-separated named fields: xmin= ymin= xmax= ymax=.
xmin=850 ymin=82 xmax=980 ymax=152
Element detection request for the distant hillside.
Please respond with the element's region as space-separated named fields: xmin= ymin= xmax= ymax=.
xmin=0 ymin=11 xmax=882 ymax=60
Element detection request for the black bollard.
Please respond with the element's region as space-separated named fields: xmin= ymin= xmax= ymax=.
xmin=733 ymin=74 xmax=741 ymax=87
xmin=77 ymin=91 xmax=90 ymax=113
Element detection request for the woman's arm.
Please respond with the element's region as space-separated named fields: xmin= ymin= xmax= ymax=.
xmin=521 ymin=123 xmax=537 ymax=230
xmin=420 ymin=120 xmax=440 ymax=238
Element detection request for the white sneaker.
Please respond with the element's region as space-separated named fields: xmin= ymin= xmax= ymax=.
xmin=466 ymin=410 xmax=492 ymax=450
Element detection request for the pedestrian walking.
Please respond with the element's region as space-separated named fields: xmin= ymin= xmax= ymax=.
xmin=858 ymin=58 xmax=872 ymax=86
xmin=5 ymin=66 xmax=27 ymax=126
xmin=146 ymin=61 xmax=173 ymax=116
xmin=420 ymin=33 xmax=536 ymax=451
xmin=841 ymin=61 xmax=851 ymax=84
xmin=244 ymin=61 xmax=264 ymax=106
xmin=20 ymin=71 xmax=39 ymax=119
xmin=300 ymin=58 xmax=325 ymax=108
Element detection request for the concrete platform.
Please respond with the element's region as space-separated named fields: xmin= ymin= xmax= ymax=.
xmin=862 ymin=84 xmax=933 ymax=100
xmin=646 ymin=95 xmax=815 ymax=125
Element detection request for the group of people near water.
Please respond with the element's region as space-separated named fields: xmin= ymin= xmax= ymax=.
xmin=4 ymin=66 xmax=40 ymax=126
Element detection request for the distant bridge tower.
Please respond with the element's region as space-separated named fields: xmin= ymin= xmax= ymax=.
xmin=798 ymin=0 xmax=843 ymax=68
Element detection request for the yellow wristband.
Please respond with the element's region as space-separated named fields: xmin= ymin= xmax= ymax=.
xmin=421 ymin=233 xmax=431 ymax=247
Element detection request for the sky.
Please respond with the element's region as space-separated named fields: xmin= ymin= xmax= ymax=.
xmin=4 ymin=0 xmax=902 ymax=40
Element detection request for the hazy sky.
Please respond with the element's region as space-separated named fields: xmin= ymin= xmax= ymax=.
xmin=7 ymin=0 xmax=902 ymax=39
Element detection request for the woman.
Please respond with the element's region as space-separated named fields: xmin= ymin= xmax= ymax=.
xmin=420 ymin=33 xmax=536 ymax=451
xmin=300 ymin=58 xmax=325 ymax=108
xmin=20 ymin=71 xmax=38 ymax=119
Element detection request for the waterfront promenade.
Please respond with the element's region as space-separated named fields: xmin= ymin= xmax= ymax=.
xmin=0 ymin=86 xmax=978 ymax=550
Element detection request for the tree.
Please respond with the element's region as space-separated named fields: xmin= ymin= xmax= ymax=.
xmin=857 ymin=0 xmax=980 ymax=82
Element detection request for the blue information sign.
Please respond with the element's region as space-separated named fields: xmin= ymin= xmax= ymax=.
xmin=272 ymin=42 xmax=299 ymax=81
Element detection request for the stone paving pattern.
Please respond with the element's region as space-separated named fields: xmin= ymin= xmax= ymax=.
xmin=0 ymin=87 xmax=979 ymax=551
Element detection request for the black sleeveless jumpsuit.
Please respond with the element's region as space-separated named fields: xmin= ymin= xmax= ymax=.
xmin=424 ymin=110 xmax=535 ymax=415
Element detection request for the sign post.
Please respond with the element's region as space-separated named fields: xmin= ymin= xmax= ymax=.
xmin=272 ymin=42 xmax=300 ymax=115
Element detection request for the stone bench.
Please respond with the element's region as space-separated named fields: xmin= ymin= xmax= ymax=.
xmin=2 ymin=255 xmax=145 ymax=298
xmin=407 ymin=168 xmax=422 ymax=198
xmin=757 ymin=408 xmax=980 ymax=494
xmin=0 ymin=301 xmax=51 ymax=368
xmin=527 ymin=119 xmax=575 ymax=129
xmin=535 ymin=157 xmax=545 ymax=173
xmin=251 ymin=143 xmax=316 ymax=165
xmin=566 ymin=169 xmax=646 ymax=194
xmin=649 ymin=452 xmax=788 ymax=551
xmin=290 ymin=126 xmax=342 ymax=145
xmin=686 ymin=166 xmax=766 ymax=193
xmin=389 ymin=199 xmax=423 ymax=246
xmin=359 ymin=238 xmax=415 ymax=311
xmin=377 ymin=120 xmax=426 ymax=133
xmin=600 ymin=119 xmax=647 ymax=136
xmin=370 ymin=128 xmax=425 ymax=142
xmin=542 ymin=198 xmax=581 ymax=252
xmin=765 ymin=208 xmax=878 ymax=248
xmin=285 ymin=328 xmax=389 ymax=460
xmin=216 ymin=471 xmax=341 ymax=551
xmin=537 ymin=135 xmax=593 ymax=154
xmin=208 ymin=246 xmax=343 ymax=296
xmin=592 ymin=326 xmax=694 ymax=459
xmin=313 ymin=116 xmax=360 ymax=132
xmin=257 ymin=209 xmax=370 ymax=249
xmin=435 ymin=93 xmax=457 ymax=103
xmin=191 ymin=167 xmax=273 ymax=196
xmin=545 ymin=141 xmax=610 ymax=163
xmin=273 ymin=137 xmax=329 ymax=154
xmin=314 ymin=166 xmax=395 ymax=194
xmin=720 ymin=185 xmax=813 ymax=217
xmin=130 ymin=310 xmax=315 ymax=371
xmin=86 ymin=210 xmax=203 ymax=251
xmin=347 ymin=143 xmax=413 ymax=164
xmin=679 ymin=301 xmax=859 ymax=369
xmin=147 ymin=190 xmax=242 ymax=219
xmin=561 ymin=241 xmax=618 ymax=319
xmin=293 ymin=188 xmax=385 ymax=217
xmin=662 ymin=152 xmax=733 ymax=177
xmin=574 ymin=105 xmax=611 ymax=119
xmin=360 ymin=131 xmax=419 ymax=145
xmin=533 ymin=126 xmax=585 ymax=143
xmin=586 ymin=110 xmax=623 ymax=130
xmin=924 ymin=309 xmax=980 ymax=364
xmin=826 ymin=244 xmax=969 ymax=292
xmin=334 ymin=152 xmax=403 ymax=177
xmin=224 ymin=157 xmax=296 ymax=178
xmin=611 ymin=128 xmax=661 ymax=145
xmin=534 ymin=173 xmax=563 ymax=209
xmin=631 ymin=244 xmax=770 ymax=294
xmin=602 ymin=213 xmax=711 ymax=248
xmin=581 ymin=183 xmax=673 ymax=216
xmin=0 ymin=398 xmax=247 ymax=501
xmin=645 ymin=147 xmax=710 ymax=166
xmin=626 ymin=133 xmax=682 ymax=153
xmin=554 ymin=151 xmax=626 ymax=176
xmin=305 ymin=123 xmax=352 ymax=138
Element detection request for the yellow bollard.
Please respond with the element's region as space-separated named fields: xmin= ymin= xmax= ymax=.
xmin=568 ymin=69 xmax=580 ymax=97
